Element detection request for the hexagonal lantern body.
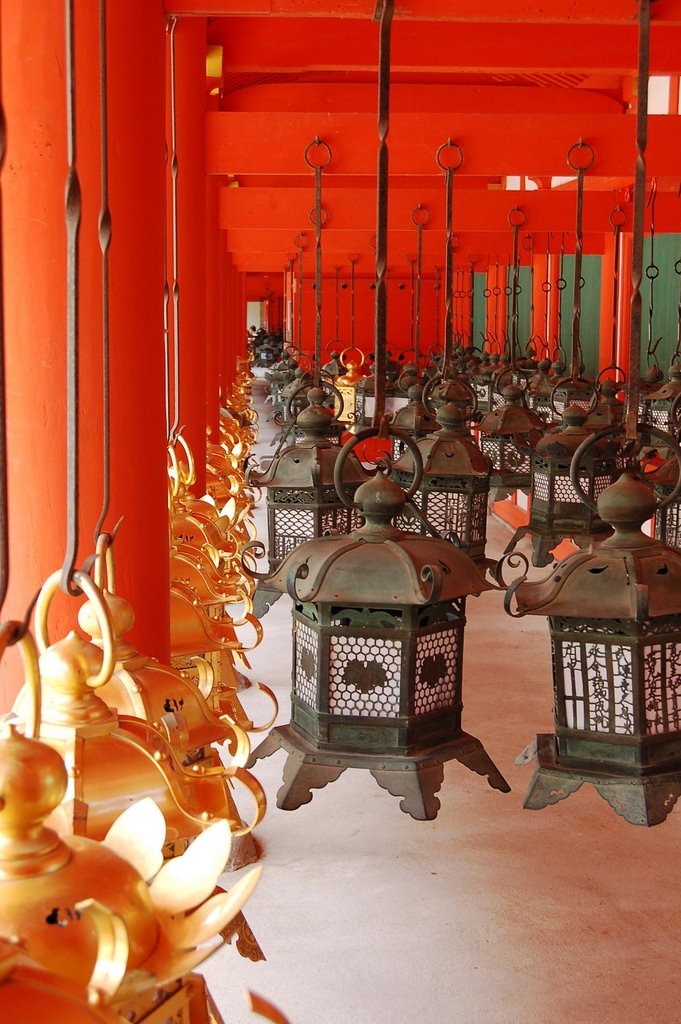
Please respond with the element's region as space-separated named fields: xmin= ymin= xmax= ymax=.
xmin=478 ymin=385 xmax=544 ymax=500
xmin=650 ymin=454 xmax=681 ymax=552
xmin=642 ymin=363 xmax=681 ymax=432
xmin=391 ymin=398 xmax=491 ymax=565
xmin=505 ymin=405 xmax=618 ymax=567
xmin=248 ymin=391 xmax=366 ymax=574
xmin=512 ymin=472 xmax=681 ymax=826
xmin=249 ymin=459 xmax=509 ymax=819
xmin=389 ymin=383 xmax=439 ymax=461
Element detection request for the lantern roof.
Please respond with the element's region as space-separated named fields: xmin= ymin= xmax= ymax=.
xmin=478 ymin=385 xmax=544 ymax=438
xmin=265 ymin=466 xmax=491 ymax=605
xmin=535 ymin=404 xmax=614 ymax=460
xmin=513 ymin=472 xmax=681 ymax=620
xmin=393 ymin=402 xmax=490 ymax=478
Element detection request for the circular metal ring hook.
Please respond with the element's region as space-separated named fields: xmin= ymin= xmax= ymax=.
xmin=308 ymin=205 xmax=329 ymax=227
xmin=507 ymin=207 xmax=527 ymax=228
xmin=294 ymin=232 xmax=309 ymax=251
xmin=411 ymin=204 xmax=431 ymax=227
xmin=566 ymin=139 xmax=595 ymax=172
xmin=333 ymin=426 xmax=424 ymax=509
xmin=609 ymin=206 xmax=627 ymax=229
xmin=435 ymin=139 xmax=464 ymax=172
xmin=304 ymin=137 xmax=333 ymax=170
xmin=570 ymin=424 xmax=681 ymax=513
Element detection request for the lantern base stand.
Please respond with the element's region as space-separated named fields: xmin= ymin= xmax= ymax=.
xmin=249 ymin=723 xmax=510 ymax=821
xmin=253 ymin=582 xmax=284 ymax=619
xmin=524 ymin=733 xmax=681 ymax=827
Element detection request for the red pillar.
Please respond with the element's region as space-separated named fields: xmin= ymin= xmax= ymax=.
xmin=1 ymin=0 xmax=170 ymax=709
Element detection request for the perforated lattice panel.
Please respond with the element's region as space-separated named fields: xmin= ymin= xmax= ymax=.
xmin=650 ymin=406 xmax=670 ymax=431
xmin=533 ymin=470 xmax=550 ymax=503
xmin=392 ymin=436 xmax=407 ymax=461
xmin=273 ymin=507 xmax=314 ymax=559
xmin=414 ymin=627 xmax=460 ymax=715
xmin=558 ymin=640 xmax=634 ymax=735
xmin=328 ymin=635 xmax=402 ymax=716
xmin=644 ymin=641 xmax=681 ymax=735
xmin=660 ymin=500 xmax=681 ymax=551
xmin=424 ymin=490 xmax=469 ymax=539
xmin=470 ymin=492 xmax=488 ymax=542
xmin=485 ymin=439 xmax=531 ymax=474
xmin=394 ymin=493 xmax=423 ymax=534
xmin=321 ymin=506 xmax=352 ymax=537
xmin=294 ymin=620 xmax=319 ymax=708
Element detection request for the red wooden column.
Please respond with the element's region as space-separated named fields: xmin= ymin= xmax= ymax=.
xmin=168 ymin=17 xmax=207 ymax=494
xmin=1 ymin=0 xmax=170 ymax=708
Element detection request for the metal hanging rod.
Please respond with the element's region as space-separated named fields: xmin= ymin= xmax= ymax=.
xmin=94 ymin=0 xmax=112 ymax=545
xmin=62 ymin=0 xmax=83 ymax=596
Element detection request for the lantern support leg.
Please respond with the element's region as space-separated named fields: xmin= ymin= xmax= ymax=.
xmin=249 ymin=725 xmax=510 ymax=819
xmin=369 ymin=765 xmax=445 ymax=820
xmin=523 ymin=733 xmax=681 ymax=827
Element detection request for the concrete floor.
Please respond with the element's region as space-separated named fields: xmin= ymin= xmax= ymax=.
xmin=206 ymin=378 xmax=681 ymax=1024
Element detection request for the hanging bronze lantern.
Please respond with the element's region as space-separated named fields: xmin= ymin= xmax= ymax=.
xmin=478 ymin=383 xmax=544 ymax=500
xmin=391 ymin=381 xmax=492 ymax=566
xmin=643 ymin=362 xmax=681 ymax=432
xmin=509 ymin=457 xmax=681 ymax=825
xmin=504 ymin=404 xmax=619 ymax=567
xmin=247 ymin=388 xmax=367 ymax=575
xmin=248 ymin=427 xmax=509 ymax=819
xmin=390 ymin=380 xmax=440 ymax=460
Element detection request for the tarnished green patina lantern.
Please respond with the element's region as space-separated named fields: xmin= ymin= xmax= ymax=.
xmin=504 ymin=404 xmax=618 ymax=567
xmin=248 ymin=427 xmax=509 ymax=819
xmin=478 ymin=384 xmax=544 ymax=500
xmin=247 ymin=389 xmax=366 ymax=575
xmin=510 ymin=462 xmax=681 ymax=825
xmin=390 ymin=382 xmax=439 ymax=460
xmin=526 ymin=357 xmax=554 ymax=420
xmin=642 ymin=362 xmax=681 ymax=432
xmin=391 ymin=384 xmax=491 ymax=565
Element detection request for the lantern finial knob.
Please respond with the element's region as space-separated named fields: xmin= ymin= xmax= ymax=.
xmin=596 ymin=471 xmax=657 ymax=545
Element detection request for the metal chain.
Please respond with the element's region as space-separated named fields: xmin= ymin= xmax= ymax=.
xmin=372 ymin=0 xmax=394 ymax=427
xmin=305 ymin=136 xmax=331 ymax=387
xmin=645 ymin=178 xmax=661 ymax=368
xmin=436 ymin=139 xmax=463 ymax=376
xmin=94 ymin=0 xmax=112 ymax=544
xmin=542 ymin=232 xmax=552 ymax=351
xmin=493 ymin=255 xmax=500 ymax=341
xmin=675 ymin=213 xmax=681 ymax=360
xmin=508 ymin=207 xmax=526 ymax=366
xmin=334 ymin=265 xmax=340 ymax=341
xmin=296 ymin=234 xmax=305 ymax=353
xmin=348 ymin=253 xmax=358 ymax=347
xmin=556 ymin=232 xmax=566 ymax=353
xmin=567 ymin=139 xmax=595 ymax=379
xmin=626 ymin=0 xmax=651 ymax=439
xmin=609 ymin=207 xmax=626 ymax=369
xmin=168 ymin=17 xmax=181 ymax=441
xmin=468 ymin=259 xmax=476 ymax=346
xmin=62 ymin=0 xmax=83 ymax=595
xmin=412 ymin=205 xmax=429 ymax=366
xmin=434 ymin=265 xmax=441 ymax=350
xmin=408 ymin=253 xmax=416 ymax=351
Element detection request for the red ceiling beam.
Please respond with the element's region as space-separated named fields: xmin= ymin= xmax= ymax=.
xmin=207 ymin=111 xmax=681 ymax=178
xmin=219 ymin=187 xmax=681 ymax=233
xmin=224 ymin=228 xmax=608 ymax=259
xmin=166 ymin=0 xmax=681 ymax=25
xmin=205 ymin=18 xmax=681 ymax=76
xmin=222 ymin=83 xmax=624 ymax=115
